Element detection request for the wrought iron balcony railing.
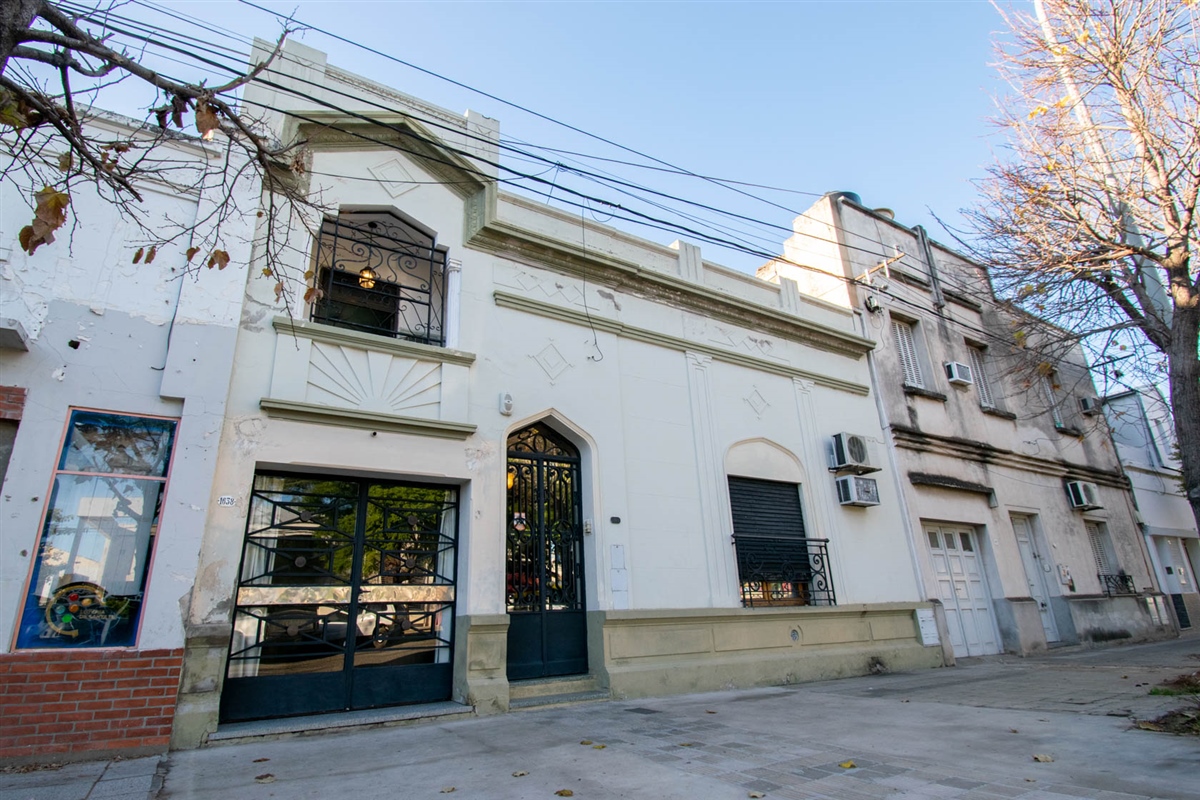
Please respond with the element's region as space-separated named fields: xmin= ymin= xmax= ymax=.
xmin=732 ymin=534 xmax=836 ymax=608
xmin=1099 ymin=573 xmax=1136 ymax=597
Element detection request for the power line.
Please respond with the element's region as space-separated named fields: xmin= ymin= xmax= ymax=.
xmin=40 ymin=1 xmax=1052 ymax=354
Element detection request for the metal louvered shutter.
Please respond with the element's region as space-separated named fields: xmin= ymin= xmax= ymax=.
xmin=728 ymin=477 xmax=806 ymax=538
xmin=892 ymin=319 xmax=924 ymax=388
xmin=968 ymin=347 xmax=996 ymax=408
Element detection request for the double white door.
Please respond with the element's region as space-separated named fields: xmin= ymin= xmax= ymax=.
xmin=926 ymin=526 xmax=1000 ymax=657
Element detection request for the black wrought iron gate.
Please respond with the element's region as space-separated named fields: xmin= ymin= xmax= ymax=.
xmin=505 ymin=425 xmax=587 ymax=681
xmin=221 ymin=474 xmax=457 ymax=722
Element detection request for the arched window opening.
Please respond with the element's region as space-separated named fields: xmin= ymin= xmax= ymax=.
xmin=311 ymin=209 xmax=446 ymax=345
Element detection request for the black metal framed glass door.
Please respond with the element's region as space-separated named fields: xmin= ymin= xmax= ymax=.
xmin=221 ymin=474 xmax=457 ymax=722
xmin=506 ymin=425 xmax=587 ymax=681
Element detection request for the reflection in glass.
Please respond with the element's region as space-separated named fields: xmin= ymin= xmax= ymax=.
xmin=227 ymin=475 xmax=457 ymax=680
xmin=18 ymin=411 xmax=175 ymax=649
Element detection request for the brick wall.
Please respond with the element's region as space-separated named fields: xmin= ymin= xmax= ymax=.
xmin=0 ymin=386 xmax=26 ymax=422
xmin=0 ymin=649 xmax=183 ymax=761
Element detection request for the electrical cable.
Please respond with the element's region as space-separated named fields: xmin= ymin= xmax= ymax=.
xmin=36 ymin=0 xmax=1121 ymax=356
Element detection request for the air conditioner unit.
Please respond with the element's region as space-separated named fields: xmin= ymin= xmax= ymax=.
xmin=1078 ymin=396 xmax=1101 ymax=416
xmin=836 ymin=476 xmax=881 ymax=507
xmin=944 ymin=361 xmax=974 ymax=386
xmin=1066 ymin=480 xmax=1102 ymax=510
xmin=830 ymin=432 xmax=879 ymax=474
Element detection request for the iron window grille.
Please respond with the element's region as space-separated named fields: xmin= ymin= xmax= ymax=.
xmin=310 ymin=210 xmax=446 ymax=346
xmin=727 ymin=476 xmax=835 ymax=608
xmin=733 ymin=534 xmax=836 ymax=607
xmin=1099 ymin=573 xmax=1136 ymax=597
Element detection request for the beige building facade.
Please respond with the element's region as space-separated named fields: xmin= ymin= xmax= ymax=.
xmin=765 ymin=193 xmax=1174 ymax=658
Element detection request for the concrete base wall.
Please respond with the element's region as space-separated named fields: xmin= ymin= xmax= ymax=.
xmin=453 ymin=614 xmax=509 ymax=715
xmin=592 ymin=603 xmax=944 ymax=700
xmin=1066 ymin=595 xmax=1175 ymax=646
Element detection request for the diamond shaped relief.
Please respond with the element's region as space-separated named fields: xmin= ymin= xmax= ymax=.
xmin=531 ymin=343 xmax=572 ymax=383
xmin=369 ymin=158 xmax=419 ymax=199
xmin=745 ymin=388 xmax=769 ymax=418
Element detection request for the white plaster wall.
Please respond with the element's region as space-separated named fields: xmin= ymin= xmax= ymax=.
xmin=190 ymin=115 xmax=924 ymax=642
xmin=0 ymin=134 xmax=255 ymax=651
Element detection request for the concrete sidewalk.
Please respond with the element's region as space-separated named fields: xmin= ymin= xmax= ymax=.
xmin=4 ymin=635 xmax=1198 ymax=800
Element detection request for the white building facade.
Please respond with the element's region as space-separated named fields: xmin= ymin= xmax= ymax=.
xmin=0 ymin=118 xmax=256 ymax=760
xmin=764 ymin=193 xmax=1173 ymax=658
xmin=171 ymin=43 xmax=944 ymax=746
xmin=1105 ymin=389 xmax=1199 ymax=629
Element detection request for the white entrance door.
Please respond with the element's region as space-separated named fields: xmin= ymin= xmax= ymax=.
xmin=926 ymin=526 xmax=1000 ymax=657
xmin=1012 ymin=516 xmax=1060 ymax=643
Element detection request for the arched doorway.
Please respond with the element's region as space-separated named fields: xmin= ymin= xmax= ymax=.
xmin=505 ymin=424 xmax=587 ymax=680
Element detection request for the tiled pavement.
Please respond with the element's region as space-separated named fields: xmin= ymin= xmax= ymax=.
xmin=0 ymin=756 xmax=160 ymax=800
xmin=3 ymin=634 xmax=1198 ymax=800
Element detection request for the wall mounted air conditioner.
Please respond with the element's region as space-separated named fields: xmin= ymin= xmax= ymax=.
xmin=836 ymin=475 xmax=881 ymax=507
xmin=1066 ymin=480 xmax=1102 ymax=510
xmin=1078 ymin=396 xmax=1101 ymax=416
xmin=830 ymin=432 xmax=879 ymax=474
xmin=944 ymin=361 xmax=974 ymax=386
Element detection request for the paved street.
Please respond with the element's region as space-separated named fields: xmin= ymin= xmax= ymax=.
xmin=4 ymin=634 xmax=1198 ymax=800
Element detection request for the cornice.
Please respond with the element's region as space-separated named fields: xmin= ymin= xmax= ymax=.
xmin=890 ymin=424 xmax=1128 ymax=488
xmin=260 ymin=398 xmax=477 ymax=439
xmin=471 ymin=210 xmax=873 ymax=360
xmin=272 ymin=316 xmax=477 ymax=366
xmin=494 ymin=291 xmax=870 ymax=396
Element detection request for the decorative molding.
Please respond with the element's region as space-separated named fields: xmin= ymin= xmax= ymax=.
xmin=744 ymin=387 xmax=770 ymax=418
xmin=368 ymin=158 xmax=419 ymax=199
xmin=307 ymin=341 xmax=441 ymax=416
xmin=908 ymin=472 xmax=994 ymax=495
xmin=259 ymin=398 xmax=476 ymax=439
xmin=685 ymin=350 xmax=737 ymax=605
xmin=494 ymin=292 xmax=870 ymax=397
xmin=273 ymin=317 xmax=476 ymax=366
xmin=472 ymin=212 xmax=873 ymax=361
xmin=530 ymin=342 xmax=573 ymax=384
xmin=890 ymin=424 xmax=1128 ymax=488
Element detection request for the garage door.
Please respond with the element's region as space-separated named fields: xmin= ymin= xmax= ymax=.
xmin=926 ymin=526 xmax=1000 ymax=657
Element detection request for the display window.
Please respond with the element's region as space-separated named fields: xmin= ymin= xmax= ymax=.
xmin=15 ymin=410 xmax=177 ymax=649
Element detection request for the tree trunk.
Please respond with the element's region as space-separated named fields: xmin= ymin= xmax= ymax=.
xmin=0 ymin=0 xmax=41 ymax=77
xmin=1168 ymin=297 xmax=1200 ymax=534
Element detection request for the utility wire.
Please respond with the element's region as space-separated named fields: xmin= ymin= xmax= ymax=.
xmin=44 ymin=1 xmax=1047 ymax=353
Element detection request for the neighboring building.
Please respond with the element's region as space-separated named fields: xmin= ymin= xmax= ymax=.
xmin=0 ymin=117 xmax=256 ymax=760
xmin=764 ymin=193 xmax=1173 ymax=658
xmin=1105 ymin=389 xmax=1199 ymax=629
xmin=169 ymin=42 xmax=945 ymax=748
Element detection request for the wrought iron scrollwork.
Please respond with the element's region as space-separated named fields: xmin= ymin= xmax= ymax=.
xmin=310 ymin=210 xmax=446 ymax=345
xmin=733 ymin=534 xmax=836 ymax=608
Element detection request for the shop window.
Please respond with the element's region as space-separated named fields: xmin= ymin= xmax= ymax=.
xmin=16 ymin=410 xmax=177 ymax=649
xmin=310 ymin=209 xmax=446 ymax=346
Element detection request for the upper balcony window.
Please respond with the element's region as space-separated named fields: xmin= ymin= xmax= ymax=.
xmin=311 ymin=209 xmax=446 ymax=346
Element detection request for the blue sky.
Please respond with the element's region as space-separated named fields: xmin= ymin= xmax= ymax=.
xmin=108 ymin=1 xmax=1016 ymax=272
